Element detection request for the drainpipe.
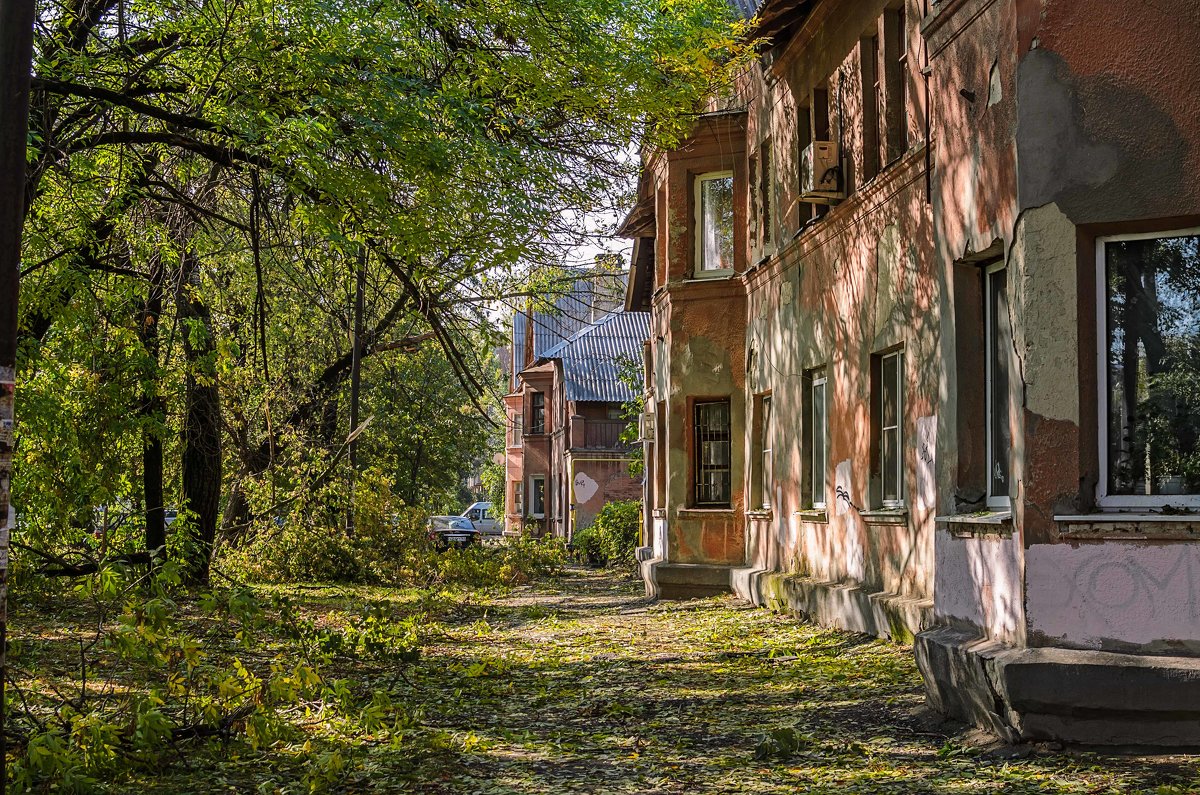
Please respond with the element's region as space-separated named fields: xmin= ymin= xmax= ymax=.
xmin=567 ymin=455 xmax=637 ymax=544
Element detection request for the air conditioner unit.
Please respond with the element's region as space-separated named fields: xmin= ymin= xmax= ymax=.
xmin=638 ymin=412 xmax=656 ymax=441
xmin=800 ymin=140 xmax=844 ymax=204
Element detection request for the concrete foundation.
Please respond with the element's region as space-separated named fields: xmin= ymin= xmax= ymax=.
xmin=733 ymin=566 xmax=934 ymax=644
xmin=640 ymin=558 xmax=733 ymax=599
xmin=916 ymin=626 xmax=1200 ymax=746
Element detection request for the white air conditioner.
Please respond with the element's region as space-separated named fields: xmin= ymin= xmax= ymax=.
xmin=639 ymin=412 xmax=656 ymax=441
xmin=800 ymin=140 xmax=844 ymax=204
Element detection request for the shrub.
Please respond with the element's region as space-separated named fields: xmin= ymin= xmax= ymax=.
xmin=575 ymin=500 xmax=641 ymax=569
xmin=571 ymin=523 xmax=605 ymax=567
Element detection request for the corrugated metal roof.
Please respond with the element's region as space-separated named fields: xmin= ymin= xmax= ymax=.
xmin=539 ymin=311 xmax=649 ymax=404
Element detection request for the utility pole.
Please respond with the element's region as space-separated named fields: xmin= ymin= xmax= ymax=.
xmin=0 ymin=0 xmax=35 ymax=788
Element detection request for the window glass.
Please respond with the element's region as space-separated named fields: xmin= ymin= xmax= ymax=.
xmin=1105 ymin=232 xmax=1200 ymax=497
xmin=987 ymin=266 xmax=1012 ymax=506
xmin=760 ymin=141 xmax=773 ymax=246
xmin=812 ymin=373 xmax=827 ymax=508
xmin=531 ymin=476 xmax=545 ymax=516
xmin=698 ymin=174 xmax=734 ymax=272
xmin=880 ymin=351 xmax=904 ymax=505
xmin=530 ymin=392 xmax=545 ymax=435
xmin=694 ymin=400 xmax=732 ymax=506
xmin=761 ymin=396 xmax=773 ymax=509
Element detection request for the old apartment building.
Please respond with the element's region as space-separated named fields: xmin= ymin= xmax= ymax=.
xmin=622 ymin=0 xmax=1200 ymax=744
xmin=505 ymin=277 xmax=646 ymax=539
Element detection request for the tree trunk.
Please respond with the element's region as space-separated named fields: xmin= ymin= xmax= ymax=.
xmin=139 ymin=255 xmax=166 ymax=558
xmin=179 ymin=256 xmax=222 ymax=585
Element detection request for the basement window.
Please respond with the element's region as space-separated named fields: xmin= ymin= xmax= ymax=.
xmin=1098 ymin=228 xmax=1200 ymax=508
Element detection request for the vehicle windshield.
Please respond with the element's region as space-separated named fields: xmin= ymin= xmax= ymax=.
xmin=430 ymin=516 xmax=473 ymax=530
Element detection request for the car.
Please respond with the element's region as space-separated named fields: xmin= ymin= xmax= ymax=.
xmin=426 ymin=515 xmax=480 ymax=550
xmin=461 ymin=501 xmax=500 ymax=537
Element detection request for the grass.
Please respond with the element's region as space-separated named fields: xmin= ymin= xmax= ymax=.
xmin=11 ymin=567 xmax=1200 ymax=793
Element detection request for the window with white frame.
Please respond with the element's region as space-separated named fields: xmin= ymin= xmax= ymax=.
xmin=810 ymin=370 xmax=828 ymax=509
xmin=512 ymin=481 xmax=523 ymax=516
xmin=986 ymin=263 xmax=1013 ymax=508
xmin=875 ymin=349 xmax=904 ymax=507
xmin=760 ymin=395 xmax=773 ymax=509
xmin=530 ymin=475 xmax=545 ymax=517
xmin=695 ymin=172 xmax=735 ymax=275
xmin=1099 ymin=228 xmax=1200 ymax=506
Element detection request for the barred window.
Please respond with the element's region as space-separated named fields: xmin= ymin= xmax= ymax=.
xmin=694 ymin=400 xmax=732 ymax=507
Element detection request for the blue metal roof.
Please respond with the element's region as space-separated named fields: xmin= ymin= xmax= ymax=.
xmin=539 ymin=311 xmax=649 ymax=404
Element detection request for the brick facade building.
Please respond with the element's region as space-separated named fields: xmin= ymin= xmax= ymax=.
xmin=624 ymin=0 xmax=1200 ymax=745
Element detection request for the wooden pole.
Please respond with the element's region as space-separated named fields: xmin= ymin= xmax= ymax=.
xmin=0 ymin=0 xmax=35 ymax=787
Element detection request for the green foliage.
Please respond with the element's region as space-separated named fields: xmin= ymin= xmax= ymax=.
xmin=754 ymin=725 xmax=814 ymax=760
xmin=614 ymin=354 xmax=645 ymax=478
xmin=573 ymin=499 xmax=640 ymax=569
xmin=480 ymin=460 xmax=506 ymax=517
xmin=220 ymin=466 xmax=567 ymax=588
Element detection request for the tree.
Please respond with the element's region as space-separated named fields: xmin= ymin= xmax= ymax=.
xmin=15 ymin=0 xmax=750 ymax=581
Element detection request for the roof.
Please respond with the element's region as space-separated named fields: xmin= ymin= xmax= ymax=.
xmin=539 ymin=311 xmax=649 ymax=403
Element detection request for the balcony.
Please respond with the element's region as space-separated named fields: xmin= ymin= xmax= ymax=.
xmin=574 ymin=418 xmax=632 ymax=451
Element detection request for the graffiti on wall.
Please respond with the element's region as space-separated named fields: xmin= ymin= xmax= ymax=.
xmin=1027 ymin=542 xmax=1200 ymax=648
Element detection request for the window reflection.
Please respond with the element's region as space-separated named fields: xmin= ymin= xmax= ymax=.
xmin=1106 ymin=232 xmax=1200 ymax=496
xmin=698 ymin=174 xmax=734 ymax=272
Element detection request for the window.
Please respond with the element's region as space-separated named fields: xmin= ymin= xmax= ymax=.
xmin=529 ymin=391 xmax=545 ymax=435
xmin=1098 ymin=228 xmax=1200 ymax=506
xmin=874 ymin=349 xmax=905 ymax=506
xmin=812 ymin=85 xmax=831 ymax=220
xmin=986 ymin=264 xmax=1013 ymax=508
xmin=512 ymin=481 xmax=523 ymax=516
xmin=655 ymin=401 xmax=667 ymax=509
xmin=759 ymin=140 xmax=773 ymax=248
xmin=530 ymin=475 xmax=545 ymax=517
xmin=809 ymin=370 xmax=828 ymax=509
xmin=759 ymin=396 xmax=773 ymax=509
xmin=693 ymin=400 xmax=732 ymax=506
xmin=861 ymin=33 xmax=881 ymax=180
xmin=796 ymin=104 xmax=816 ymax=225
xmin=882 ymin=6 xmax=907 ymax=162
xmin=695 ymin=172 xmax=735 ymax=274
xmin=510 ymin=413 xmax=523 ymax=446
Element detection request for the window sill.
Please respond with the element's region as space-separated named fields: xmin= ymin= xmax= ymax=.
xmin=1054 ymin=513 xmax=1200 ymax=541
xmin=746 ymin=508 xmax=774 ymax=520
xmin=861 ymin=508 xmax=908 ymax=526
xmin=686 ymin=270 xmax=736 ymax=282
xmin=795 ymin=509 xmax=828 ymax=524
xmin=936 ymin=510 xmax=1013 ymax=538
xmin=679 ymin=507 xmax=736 ymax=518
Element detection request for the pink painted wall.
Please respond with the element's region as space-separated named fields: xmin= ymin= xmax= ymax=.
xmin=1026 ymin=542 xmax=1200 ymax=654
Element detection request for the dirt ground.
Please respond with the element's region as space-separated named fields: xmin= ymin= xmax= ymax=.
xmin=394 ymin=568 xmax=1200 ymax=794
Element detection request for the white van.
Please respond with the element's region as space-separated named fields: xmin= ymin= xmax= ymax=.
xmin=461 ymin=502 xmax=500 ymax=537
